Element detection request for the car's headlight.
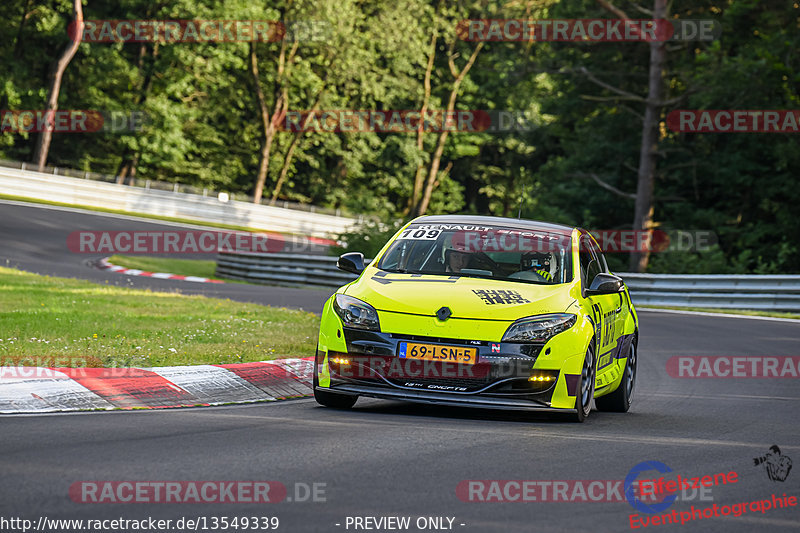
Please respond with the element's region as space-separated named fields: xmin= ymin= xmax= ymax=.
xmin=333 ymin=294 xmax=380 ymax=331
xmin=502 ymin=313 xmax=576 ymax=343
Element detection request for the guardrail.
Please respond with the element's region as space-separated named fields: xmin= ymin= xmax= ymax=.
xmin=620 ymin=273 xmax=800 ymax=312
xmin=0 ymin=165 xmax=357 ymax=238
xmin=215 ymin=252 xmax=800 ymax=312
xmin=0 ymin=158 xmax=350 ymax=217
xmin=215 ymin=252 xmax=365 ymax=288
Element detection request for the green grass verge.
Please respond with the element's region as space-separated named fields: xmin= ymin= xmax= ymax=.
xmin=0 ymin=266 xmax=318 ymax=367
xmin=108 ymin=254 xmax=219 ymax=280
xmin=0 ymin=193 xmax=287 ymax=234
xmin=640 ymin=305 xmax=800 ymax=320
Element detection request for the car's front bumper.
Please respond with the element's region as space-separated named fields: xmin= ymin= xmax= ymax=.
xmin=316 ymin=327 xmax=573 ymax=410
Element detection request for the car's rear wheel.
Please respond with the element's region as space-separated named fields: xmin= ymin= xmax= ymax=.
xmin=573 ymin=345 xmax=595 ymax=422
xmin=595 ymin=339 xmax=637 ymax=413
xmin=313 ymin=366 xmax=358 ymax=409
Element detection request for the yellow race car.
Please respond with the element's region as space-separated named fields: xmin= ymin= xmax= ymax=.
xmin=314 ymin=215 xmax=638 ymax=422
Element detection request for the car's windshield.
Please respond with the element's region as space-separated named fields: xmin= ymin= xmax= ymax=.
xmin=378 ymin=223 xmax=573 ymax=285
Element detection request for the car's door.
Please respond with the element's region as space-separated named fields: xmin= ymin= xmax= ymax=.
xmin=580 ymin=234 xmax=623 ymax=372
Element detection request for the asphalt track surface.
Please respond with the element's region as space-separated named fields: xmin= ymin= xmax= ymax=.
xmin=1 ymin=201 xmax=799 ymax=532
xmin=0 ymin=200 xmax=333 ymax=313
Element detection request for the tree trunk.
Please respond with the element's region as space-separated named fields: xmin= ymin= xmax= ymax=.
xmin=116 ymin=42 xmax=155 ymax=185
xmin=413 ymin=41 xmax=483 ymax=217
xmin=117 ymin=152 xmax=140 ymax=185
xmin=250 ymin=43 xmax=275 ymax=204
xmin=32 ymin=0 xmax=83 ymax=171
xmin=270 ymin=131 xmax=302 ymax=205
xmin=269 ymin=90 xmax=326 ymax=205
xmin=13 ymin=0 xmax=34 ymax=59
xmin=406 ymin=33 xmax=437 ymax=215
xmin=628 ymin=0 xmax=667 ymax=272
xmin=251 ymin=40 xmax=296 ymax=204
xmin=267 ymin=48 xmax=337 ymax=205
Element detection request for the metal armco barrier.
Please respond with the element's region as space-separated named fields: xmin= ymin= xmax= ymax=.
xmin=215 ymin=253 xmax=800 ymax=312
xmin=0 ymin=165 xmax=355 ymax=238
xmin=215 ymin=252 xmax=365 ymax=288
xmin=621 ymin=273 xmax=800 ymax=312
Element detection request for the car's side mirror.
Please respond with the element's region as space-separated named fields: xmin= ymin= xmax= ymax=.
xmin=337 ymin=252 xmax=365 ymax=275
xmin=585 ymin=272 xmax=625 ymax=295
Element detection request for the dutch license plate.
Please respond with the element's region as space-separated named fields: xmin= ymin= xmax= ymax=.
xmin=398 ymin=342 xmax=478 ymax=364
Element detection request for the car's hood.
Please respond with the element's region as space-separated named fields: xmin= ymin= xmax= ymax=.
xmin=345 ymin=268 xmax=577 ymax=321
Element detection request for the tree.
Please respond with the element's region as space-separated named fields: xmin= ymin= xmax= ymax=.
xmin=596 ymin=0 xmax=667 ymax=272
xmin=250 ymin=37 xmax=296 ymax=204
xmin=32 ymin=0 xmax=83 ymax=171
xmin=411 ymin=38 xmax=483 ymax=217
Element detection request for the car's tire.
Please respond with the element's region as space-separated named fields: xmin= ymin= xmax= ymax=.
xmin=573 ymin=345 xmax=596 ymax=422
xmin=313 ymin=366 xmax=358 ymax=409
xmin=595 ymin=338 xmax=637 ymax=413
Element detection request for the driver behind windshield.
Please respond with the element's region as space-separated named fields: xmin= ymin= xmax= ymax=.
xmin=445 ymin=248 xmax=471 ymax=273
xmin=439 ymin=234 xmax=473 ymax=273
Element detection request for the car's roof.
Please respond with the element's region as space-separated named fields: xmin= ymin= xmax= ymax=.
xmin=411 ymin=215 xmax=576 ymax=236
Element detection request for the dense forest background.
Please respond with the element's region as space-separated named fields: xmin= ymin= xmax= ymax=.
xmin=1 ymin=0 xmax=798 ymax=273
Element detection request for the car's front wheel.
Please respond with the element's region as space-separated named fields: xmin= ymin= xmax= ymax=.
xmin=313 ymin=367 xmax=358 ymax=409
xmin=595 ymin=338 xmax=637 ymax=413
xmin=573 ymin=345 xmax=595 ymax=422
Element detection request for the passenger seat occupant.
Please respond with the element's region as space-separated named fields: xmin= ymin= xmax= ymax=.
xmin=529 ymin=253 xmax=553 ymax=281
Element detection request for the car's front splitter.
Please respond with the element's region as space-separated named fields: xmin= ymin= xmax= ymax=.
xmin=319 ymin=383 xmax=572 ymax=413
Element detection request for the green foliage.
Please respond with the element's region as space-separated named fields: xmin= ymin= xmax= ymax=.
xmin=331 ymin=218 xmax=406 ymax=259
xmin=1 ymin=0 xmax=798 ymax=273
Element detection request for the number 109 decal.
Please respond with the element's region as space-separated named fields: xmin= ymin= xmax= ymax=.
xmin=398 ymin=228 xmax=441 ymax=240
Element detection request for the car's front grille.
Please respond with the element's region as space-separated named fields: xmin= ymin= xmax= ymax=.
xmin=386 ymin=376 xmax=492 ymax=392
xmin=389 ymin=333 xmax=486 ymax=347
